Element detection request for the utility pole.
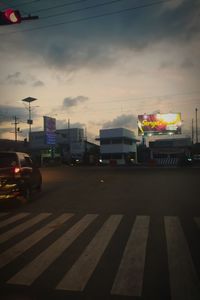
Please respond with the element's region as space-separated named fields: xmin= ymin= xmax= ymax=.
xmin=68 ymin=119 xmax=71 ymax=162
xmin=192 ymin=118 xmax=194 ymax=144
xmin=195 ymin=108 xmax=198 ymax=144
xmin=12 ymin=116 xmax=19 ymax=142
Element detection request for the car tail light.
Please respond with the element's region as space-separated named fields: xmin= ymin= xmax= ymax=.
xmin=13 ymin=167 xmax=21 ymax=174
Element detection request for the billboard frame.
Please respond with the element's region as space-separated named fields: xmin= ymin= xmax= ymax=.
xmin=138 ymin=113 xmax=182 ymax=136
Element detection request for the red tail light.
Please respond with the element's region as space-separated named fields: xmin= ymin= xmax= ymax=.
xmin=13 ymin=167 xmax=21 ymax=174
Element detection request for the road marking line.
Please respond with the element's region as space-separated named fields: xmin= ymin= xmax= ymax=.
xmin=111 ymin=216 xmax=150 ymax=297
xmin=56 ymin=215 xmax=123 ymax=291
xmin=194 ymin=217 xmax=200 ymax=229
xmin=0 ymin=213 xmax=51 ymax=244
xmin=7 ymin=214 xmax=98 ymax=286
xmin=0 ymin=213 xmax=30 ymax=229
xmin=0 ymin=213 xmax=73 ymax=269
xmin=165 ymin=217 xmax=200 ymax=300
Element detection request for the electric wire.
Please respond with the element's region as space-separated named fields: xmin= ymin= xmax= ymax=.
xmin=5 ymin=0 xmax=41 ymax=8
xmin=41 ymin=0 xmax=130 ymax=20
xmin=32 ymin=0 xmax=90 ymax=14
xmin=0 ymin=0 xmax=173 ymax=36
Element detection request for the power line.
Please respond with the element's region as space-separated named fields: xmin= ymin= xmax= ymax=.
xmin=0 ymin=0 xmax=33 ymax=15
xmin=92 ymin=91 xmax=200 ymax=105
xmin=0 ymin=0 xmax=173 ymax=36
xmin=41 ymin=0 xmax=129 ymax=20
xmin=6 ymin=0 xmax=41 ymax=8
xmin=35 ymin=92 xmax=200 ymax=116
xmin=32 ymin=0 xmax=89 ymax=14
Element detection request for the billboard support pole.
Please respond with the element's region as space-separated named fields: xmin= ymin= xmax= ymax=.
xmin=192 ymin=118 xmax=194 ymax=144
xmin=196 ymin=108 xmax=198 ymax=144
xmin=142 ymin=135 xmax=146 ymax=146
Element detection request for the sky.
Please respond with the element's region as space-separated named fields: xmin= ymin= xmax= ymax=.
xmin=0 ymin=0 xmax=200 ymax=143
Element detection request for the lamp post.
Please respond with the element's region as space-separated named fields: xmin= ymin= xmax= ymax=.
xmin=22 ymin=97 xmax=37 ymax=140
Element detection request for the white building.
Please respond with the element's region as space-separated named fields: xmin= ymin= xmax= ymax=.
xmin=98 ymin=128 xmax=138 ymax=165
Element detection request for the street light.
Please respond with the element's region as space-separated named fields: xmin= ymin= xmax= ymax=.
xmin=21 ymin=97 xmax=37 ymax=140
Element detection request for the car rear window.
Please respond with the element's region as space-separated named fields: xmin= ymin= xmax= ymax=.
xmin=0 ymin=153 xmax=18 ymax=168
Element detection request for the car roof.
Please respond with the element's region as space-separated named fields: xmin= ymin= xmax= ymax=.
xmin=0 ymin=151 xmax=29 ymax=156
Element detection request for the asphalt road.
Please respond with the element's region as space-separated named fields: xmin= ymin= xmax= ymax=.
xmin=0 ymin=166 xmax=200 ymax=300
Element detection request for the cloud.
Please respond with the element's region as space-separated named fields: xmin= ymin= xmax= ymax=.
xmin=62 ymin=96 xmax=89 ymax=109
xmin=6 ymin=72 xmax=26 ymax=85
xmin=180 ymin=58 xmax=195 ymax=69
xmin=4 ymin=72 xmax=45 ymax=87
xmin=1 ymin=0 xmax=199 ymax=73
xmin=160 ymin=61 xmax=173 ymax=69
xmin=55 ymin=119 xmax=85 ymax=130
xmin=0 ymin=105 xmax=38 ymax=123
xmin=70 ymin=122 xmax=85 ymax=128
xmin=32 ymin=80 xmax=45 ymax=87
xmin=102 ymin=114 xmax=138 ymax=130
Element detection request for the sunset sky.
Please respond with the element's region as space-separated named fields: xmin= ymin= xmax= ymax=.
xmin=0 ymin=0 xmax=199 ymax=143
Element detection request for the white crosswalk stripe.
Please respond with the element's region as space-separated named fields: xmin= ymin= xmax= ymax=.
xmin=0 ymin=213 xmax=199 ymax=298
xmin=56 ymin=215 xmax=122 ymax=291
xmin=0 ymin=213 xmax=73 ymax=268
xmin=0 ymin=213 xmax=51 ymax=244
xmin=165 ymin=217 xmax=200 ymax=300
xmin=111 ymin=216 xmax=150 ymax=297
xmin=7 ymin=214 xmax=98 ymax=286
xmin=0 ymin=213 xmax=30 ymax=228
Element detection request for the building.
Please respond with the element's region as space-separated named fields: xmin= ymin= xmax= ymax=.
xmin=29 ymin=128 xmax=85 ymax=164
xmin=149 ymin=137 xmax=192 ymax=166
xmin=97 ymin=128 xmax=138 ymax=165
xmin=0 ymin=139 xmax=28 ymax=152
xmin=29 ymin=128 xmax=99 ymax=165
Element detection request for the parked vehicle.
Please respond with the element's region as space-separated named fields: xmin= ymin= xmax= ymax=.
xmin=0 ymin=151 xmax=42 ymax=203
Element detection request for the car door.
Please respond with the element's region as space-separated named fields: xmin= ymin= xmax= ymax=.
xmin=25 ymin=155 xmax=41 ymax=189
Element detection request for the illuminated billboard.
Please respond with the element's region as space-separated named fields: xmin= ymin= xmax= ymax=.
xmin=43 ymin=116 xmax=56 ymax=145
xmin=138 ymin=113 xmax=182 ymax=136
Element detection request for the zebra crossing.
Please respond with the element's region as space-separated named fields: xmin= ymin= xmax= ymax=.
xmin=0 ymin=212 xmax=200 ymax=299
xmin=155 ymin=158 xmax=178 ymax=166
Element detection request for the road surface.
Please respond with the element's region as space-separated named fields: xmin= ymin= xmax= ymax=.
xmin=0 ymin=166 xmax=200 ymax=300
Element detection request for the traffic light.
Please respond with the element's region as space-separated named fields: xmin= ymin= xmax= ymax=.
xmin=0 ymin=9 xmax=21 ymax=25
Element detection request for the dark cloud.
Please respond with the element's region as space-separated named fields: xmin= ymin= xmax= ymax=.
xmin=103 ymin=114 xmax=138 ymax=130
xmin=32 ymin=80 xmax=45 ymax=87
xmin=6 ymin=72 xmax=26 ymax=85
xmin=5 ymin=72 xmax=45 ymax=87
xmin=160 ymin=61 xmax=173 ymax=69
xmin=1 ymin=0 xmax=199 ymax=71
xmin=0 ymin=105 xmax=38 ymax=123
xmin=180 ymin=58 xmax=195 ymax=69
xmin=62 ymin=96 xmax=89 ymax=109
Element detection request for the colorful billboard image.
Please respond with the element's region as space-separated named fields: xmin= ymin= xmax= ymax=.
xmin=43 ymin=116 xmax=56 ymax=145
xmin=138 ymin=113 xmax=182 ymax=136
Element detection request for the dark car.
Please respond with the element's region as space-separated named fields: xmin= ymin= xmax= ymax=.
xmin=0 ymin=151 xmax=42 ymax=203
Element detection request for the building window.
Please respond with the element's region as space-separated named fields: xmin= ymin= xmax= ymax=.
xmin=101 ymin=139 xmax=111 ymax=145
xmin=112 ymin=138 xmax=123 ymax=144
xmin=101 ymin=153 xmax=123 ymax=160
xmin=123 ymin=138 xmax=133 ymax=145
